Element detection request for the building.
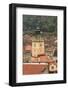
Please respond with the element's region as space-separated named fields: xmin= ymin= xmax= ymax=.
xmin=23 ymin=52 xmax=31 ymax=63
xmin=32 ymin=31 xmax=45 ymax=62
xmin=32 ymin=37 xmax=45 ymax=57
xmin=38 ymin=54 xmax=49 ymax=63
xmin=24 ymin=44 xmax=32 ymax=52
xmin=31 ymin=31 xmax=55 ymax=63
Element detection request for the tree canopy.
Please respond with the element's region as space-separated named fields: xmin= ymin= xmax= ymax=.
xmin=23 ymin=15 xmax=57 ymax=33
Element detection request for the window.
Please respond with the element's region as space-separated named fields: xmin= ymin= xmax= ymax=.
xmin=40 ymin=44 xmax=42 ymax=47
xmin=34 ymin=43 xmax=36 ymax=47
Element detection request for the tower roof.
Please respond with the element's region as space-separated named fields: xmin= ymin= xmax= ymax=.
xmin=32 ymin=31 xmax=44 ymax=42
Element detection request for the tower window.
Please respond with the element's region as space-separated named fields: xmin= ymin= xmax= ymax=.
xmin=40 ymin=44 xmax=42 ymax=47
xmin=34 ymin=44 xmax=36 ymax=47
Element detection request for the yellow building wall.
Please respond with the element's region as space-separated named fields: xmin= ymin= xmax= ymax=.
xmin=32 ymin=42 xmax=45 ymax=57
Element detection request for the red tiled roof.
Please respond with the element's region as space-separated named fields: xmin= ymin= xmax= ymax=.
xmin=38 ymin=54 xmax=45 ymax=56
xmin=25 ymin=45 xmax=32 ymax=51
xmin=23 ymin=64 xmax=48 ymax=75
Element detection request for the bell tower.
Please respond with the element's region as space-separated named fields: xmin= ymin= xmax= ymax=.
xmin=32 ymin=31 xmax=45 ymax=58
